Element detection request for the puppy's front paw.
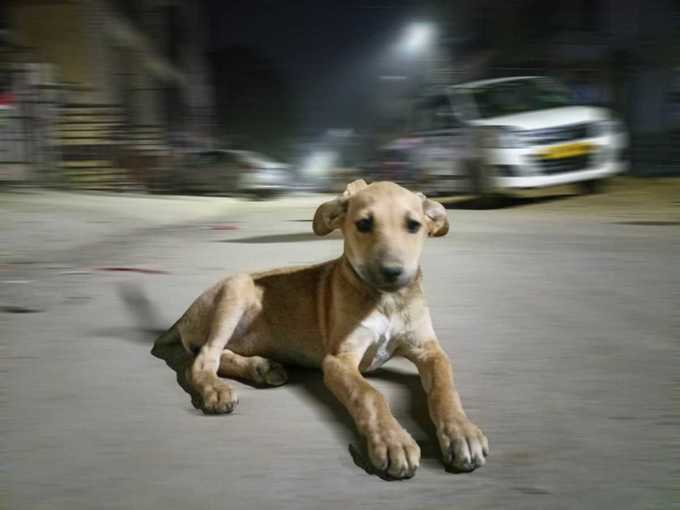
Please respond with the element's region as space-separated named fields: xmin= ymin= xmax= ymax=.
xmin=367 ymin=422 xmax=420 ymax=479
xmin=438 ymin=416 xmax=488 ymax=473
xmin=200 ymin=379 xmax=238 ymax=415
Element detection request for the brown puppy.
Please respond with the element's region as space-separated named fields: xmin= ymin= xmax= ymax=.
xmin=167 ymin=180 xmax=488 ymax=479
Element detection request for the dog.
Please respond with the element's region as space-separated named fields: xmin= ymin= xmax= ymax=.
xmin=160 ymin=179 xmax=488 ymax=479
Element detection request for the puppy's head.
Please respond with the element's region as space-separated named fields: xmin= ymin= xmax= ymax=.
xmin=313 ymin=180 xmax=449 ymax=291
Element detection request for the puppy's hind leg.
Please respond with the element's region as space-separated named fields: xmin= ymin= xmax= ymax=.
xmin=188 ymin=275 xmax=255 ymax=414
xmin=219 ymin=350 xmax=288 ymax=387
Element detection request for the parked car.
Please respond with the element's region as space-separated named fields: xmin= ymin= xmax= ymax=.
xmin=173 ymin=149 xmax=291 ymax=197
xmin=393 ymin=76 xmax=628 ymax=195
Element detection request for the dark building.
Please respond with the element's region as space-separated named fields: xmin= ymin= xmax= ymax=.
xmin=1 ymin=0 xmax=214 ymax=188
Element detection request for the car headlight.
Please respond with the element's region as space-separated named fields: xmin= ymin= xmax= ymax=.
xmin=478 ymin=126 xmax=523 ymax=148
xmin=590 ymin=118 xmax=624 ymax=137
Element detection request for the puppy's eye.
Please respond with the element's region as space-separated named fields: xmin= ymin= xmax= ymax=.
xmin=355 ymin=217 xmax=373 ymax=233
xmin=406 ymin=219 xmax=421 ymax=233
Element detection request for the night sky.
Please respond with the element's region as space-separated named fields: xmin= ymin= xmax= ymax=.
xmin=205 ymin=1 xmax=423 ymax=132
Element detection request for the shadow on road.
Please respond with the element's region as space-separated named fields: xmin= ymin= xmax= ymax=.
xmin=122 ymin=279 xmax=443 ymax=478
xmin=216 ymin=194 xmax=575 ymax=244
xmin=289 ymin=366 xmax=441 ymax=479
xmin=150 ymin=337 xmax=206 ymax=411
xmin=149 ymin=331 xmax=441 ymax=479
xmin=220 ymin=231 xmax=342 ymax=243
xmin=442 ymin=193 xmax=574 ymax=210
xmin=613 ymin=220 xmax=680 ymax=226
xmin=117 ymin=261 xmax=447 ymax=478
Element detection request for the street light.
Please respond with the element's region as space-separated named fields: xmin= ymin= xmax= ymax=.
xmin=400 ymin=22 xmax=435 ymax=56
xmin=377 ymin=21 xmax=437 ymax=133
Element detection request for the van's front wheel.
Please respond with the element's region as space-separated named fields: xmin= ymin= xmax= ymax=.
xmin=465 ymin=160 xmax=502 ymax=207
xmin=465 ymin=160 xmax=497 ymax=196
xmin=576 ymin=179 xmax=607 ymax=194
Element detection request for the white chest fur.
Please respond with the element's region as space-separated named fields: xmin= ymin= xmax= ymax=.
xmin=358 ymin=311 xmax=401 ymax=372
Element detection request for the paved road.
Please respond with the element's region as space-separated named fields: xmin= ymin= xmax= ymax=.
xmin=3 ymin=181 xmax=679 ymax=509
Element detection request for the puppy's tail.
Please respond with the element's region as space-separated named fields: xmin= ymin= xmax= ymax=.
xmin=117 ymin=282 xmax=180 ymax=347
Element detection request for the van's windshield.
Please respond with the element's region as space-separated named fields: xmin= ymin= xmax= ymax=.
xmin=463 ymin=78 xmax=572 ymax=119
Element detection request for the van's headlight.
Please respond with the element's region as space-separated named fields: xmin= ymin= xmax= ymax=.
xmin=590 ymin=118 xmax=624 ymax=137
xmin=478 ymin=126 xmax=523 ymax=148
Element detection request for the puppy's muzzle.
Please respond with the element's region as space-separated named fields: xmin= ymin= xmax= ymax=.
xmin=380 ymin=265 xmax=403 ymax=284
xmin=360 ymin=263 xmax=411 ymax=291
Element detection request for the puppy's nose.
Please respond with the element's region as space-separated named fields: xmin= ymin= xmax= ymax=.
xmin=380 ymin=265 xmax=403 ymax=282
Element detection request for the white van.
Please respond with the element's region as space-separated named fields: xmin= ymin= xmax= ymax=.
xmin=401 ymin=76 xmax=628 ymax=195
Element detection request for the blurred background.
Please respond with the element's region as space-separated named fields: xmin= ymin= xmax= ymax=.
xmin=1 ymin=0 xmax=678 ymax=195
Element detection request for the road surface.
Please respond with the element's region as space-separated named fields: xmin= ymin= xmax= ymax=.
xmin=2 ymin=179 xmax=679 ymax=509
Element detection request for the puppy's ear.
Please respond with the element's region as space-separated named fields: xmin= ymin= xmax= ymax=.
xmin=312 ymin=179 xmax=367 ymax=236
xmin=313 ymin=196 xmax=347 ymax=235
xmin=342 ymin=179 xmax=368 ymax=197
xmin=417 ymin=192 xmax=449 ymax=237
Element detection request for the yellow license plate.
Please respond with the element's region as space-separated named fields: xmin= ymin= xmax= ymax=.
xmin=539 ymin=142 xmax=593 ymax=159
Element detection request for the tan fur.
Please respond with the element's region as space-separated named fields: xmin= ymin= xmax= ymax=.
xmin=171 ymin=180 xmax=488 ymax=478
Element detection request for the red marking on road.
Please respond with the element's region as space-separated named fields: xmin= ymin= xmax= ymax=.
xmin=96 ymin=267 xmax=170 ymax=275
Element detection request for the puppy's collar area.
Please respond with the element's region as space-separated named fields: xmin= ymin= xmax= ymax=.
xmin=339 ymin=256 xmax=378 ymax=298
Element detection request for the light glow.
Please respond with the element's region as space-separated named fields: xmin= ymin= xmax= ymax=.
xmin=401 ymin=22 xmax=435 ymax=55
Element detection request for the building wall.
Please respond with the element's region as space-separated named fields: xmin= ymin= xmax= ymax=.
xmin=8 ymin=0 xmax=214 ymax=131
xmin=8 ymin=2 xmax=92 ymax=92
